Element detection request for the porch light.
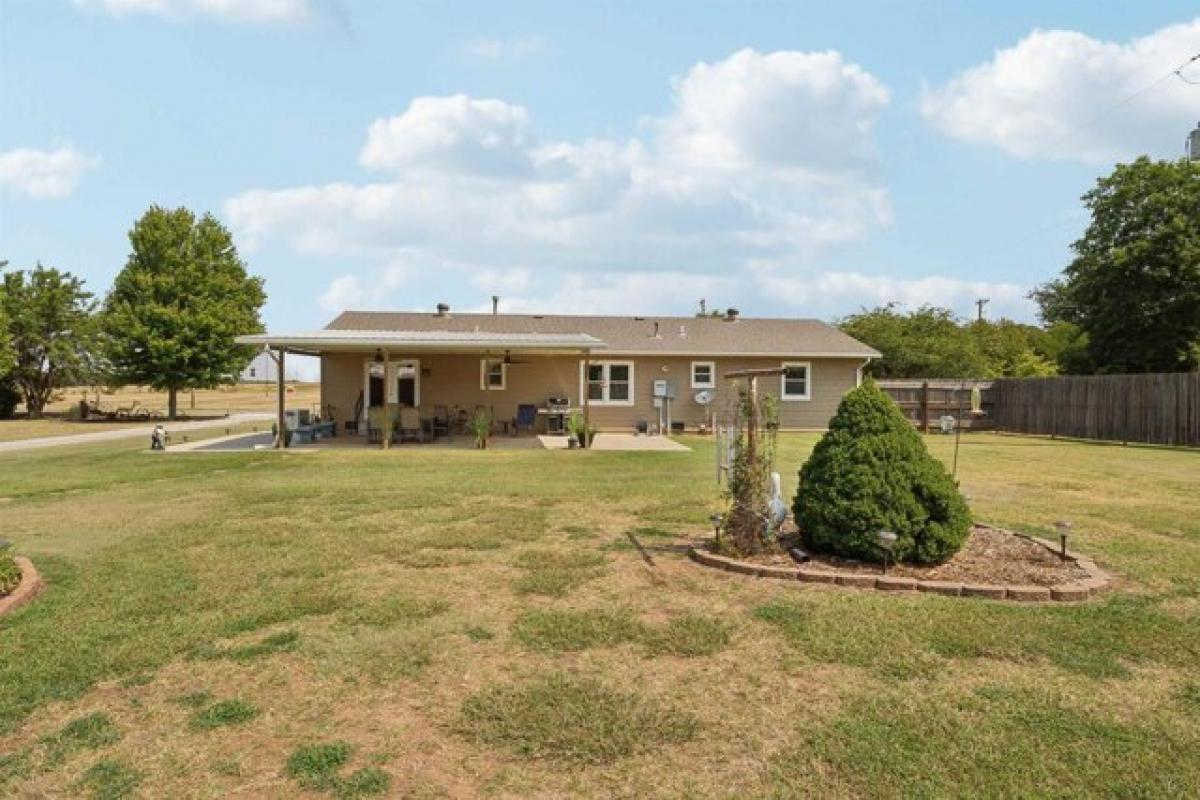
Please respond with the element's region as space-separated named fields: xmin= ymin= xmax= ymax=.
xmin=373 ymin=348 xmax=384 ymax=363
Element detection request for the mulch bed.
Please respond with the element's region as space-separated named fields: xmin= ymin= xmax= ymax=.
xmin=736 ymin=525 xmax=1089 ymax=587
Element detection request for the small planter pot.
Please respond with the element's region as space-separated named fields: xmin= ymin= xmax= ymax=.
xmin=568 ymin=439 xmax=578 ymax=449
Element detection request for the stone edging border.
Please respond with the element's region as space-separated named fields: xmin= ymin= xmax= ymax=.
xmin=0 ymin=557 xmax=44 ymax=616
xmin=688 ymin=526 xmax=1109 ymax=602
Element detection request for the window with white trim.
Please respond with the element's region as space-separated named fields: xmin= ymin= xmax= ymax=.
xmin=480 ymin=359 xmax=507 ymax=390
xmin=781 ymin=361 xmax=811 ymax=400
xmin=582 ymin=361 xmax=634 ymax=405
xmin=691 ymin=361 xmax=715 ymax=389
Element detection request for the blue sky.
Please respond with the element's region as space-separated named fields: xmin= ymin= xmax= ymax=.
xmin=2 ymin=0 xmax=1198 ymax=355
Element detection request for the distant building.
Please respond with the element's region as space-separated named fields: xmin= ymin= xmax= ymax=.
xmin=240 ymin=350 xmax=279 ymax=383
xmin=1189 ymin=121 xmax=1200 ymax=162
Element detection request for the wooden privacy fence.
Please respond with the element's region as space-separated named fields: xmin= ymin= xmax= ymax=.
xmin=991 ymin=373 xmax=1200 ymax=447
xmin=877 ymin=380 xmax=995 ymax=431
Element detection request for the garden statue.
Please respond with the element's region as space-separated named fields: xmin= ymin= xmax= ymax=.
xmin=768 ymin=471 xmax=787 ymax=532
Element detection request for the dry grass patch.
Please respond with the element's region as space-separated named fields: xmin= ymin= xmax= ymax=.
xmin=459 ymin=673 xmax=698 ymax=764
xmin=187 ymin=699 xmax=259 ymax=731
xmin=511 ymin=608 xmax=642 ymax=653
xmin=511 ymin=548 xmax=608 ymax=597
xmin=75 ymin=758 xmax=140 ymax=799
xmin=336 ymin=595 xmax=450 ymax=628
xmin=284 ymin=741 xmax=390 ymax=797
xmin=41 ymin=712 xmax=121 ymax=767
xmin=641 ymin=613 xmax=731 ymax=658
xmin=189 ymin=629 xmax=300 ymax=662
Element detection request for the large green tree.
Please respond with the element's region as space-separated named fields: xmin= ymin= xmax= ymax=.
xmin=0 ymin=263 xmax=18 ymax=419
xmin=103 ymin=206 xmax=266 ymax=419
xmin=1 ymin=264 xmax=98 ymax=418
xmin=1034 ymin=157 xmax=1200 ymax=373
xmin=839 ymin=304 xmax=1058 ymax=378
xmin=0 ymin=261 xmax=15 ymax=377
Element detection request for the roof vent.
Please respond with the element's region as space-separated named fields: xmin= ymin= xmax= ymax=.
xmin=436 ymin=302 xmax=450 ymax=317
xmin=652 ymin=321 xmax=661 ymax=338
xmin=724 ymin=307 xmax=740 ymax=322
xmin=491 ymin=296 xmax=499 ymax=315
xmin=678 ymin=325 xmax=687 ymax=337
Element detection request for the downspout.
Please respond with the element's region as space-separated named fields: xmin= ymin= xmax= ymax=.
xmin=856 ymin=357 xmax=873 ymax=387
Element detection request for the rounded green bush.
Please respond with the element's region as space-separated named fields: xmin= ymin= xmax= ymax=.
xmin=793 ymin=380 xmax=970 ymax=564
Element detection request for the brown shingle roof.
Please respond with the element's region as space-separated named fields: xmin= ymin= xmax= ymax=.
xmin=325 ymin=310 xmax=878 ymax=357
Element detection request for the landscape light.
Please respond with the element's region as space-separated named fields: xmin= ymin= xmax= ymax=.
xmin=876 ymin=530 xmax=898 ymax=574
xmin=1054 ymin=520 xmax=1072 ymax=559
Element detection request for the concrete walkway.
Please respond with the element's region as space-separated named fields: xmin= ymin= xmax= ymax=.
xmin=0 ymin=412 xmax=274 ymax=453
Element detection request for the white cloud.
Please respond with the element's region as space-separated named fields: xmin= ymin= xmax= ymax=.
xmin=73 ymin=0 xmax=325 ymax=25
xmin=229 ymin=48 xmax=891 ymax=258
xmin=317 ymin=259 xmax=411 ymax=312
xmin=317 ymin=275 xmax=365 ymax=313
xmin=462 ymin=34 xmax=546 ymax=60
xmin=0 ymin=144 xmax=99 ymax=198
xmin=662 ymin=48 xmax=890 ymax=175
xmin=223 ymin=48 xmax=907 ymax=315
xmin=359 ymin=95 xmax=533 ymax=177
xmin=922 ymin=19 xmax=1200 ymax=162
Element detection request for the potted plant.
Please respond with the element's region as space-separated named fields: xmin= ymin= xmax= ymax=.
xmin=564 ymin=412 xmax=582 ymax=448
xmin=467 ymin=407 xmax=493 ymax=450
xmin=565 ymin=412 xmax=595 ymax=449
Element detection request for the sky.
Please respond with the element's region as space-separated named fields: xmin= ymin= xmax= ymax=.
xmin=2 ymin=0 xmax=1199 ymax=380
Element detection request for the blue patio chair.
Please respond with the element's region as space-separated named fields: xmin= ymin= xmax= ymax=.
xmin=513 ymin=404 xmax=537 ymax=435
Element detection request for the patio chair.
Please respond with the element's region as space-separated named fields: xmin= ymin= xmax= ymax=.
xmin=431 ymin=404 xmax=450 ymax=439
xmin=366 ymin=406 xmax=387 ymax=444
xmin=513 ymin=404 xmax=537 ymax=435
xmin=397 ymin=406 xmax=425 ymax=443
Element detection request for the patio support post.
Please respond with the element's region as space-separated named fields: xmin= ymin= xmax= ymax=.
xmin=276 ymin=347 xmax=287 ymax=449
xmin=382 ymin=349 xmax=390 ymax=450
xmin=582 ymin=351 xmax=591 ymax=447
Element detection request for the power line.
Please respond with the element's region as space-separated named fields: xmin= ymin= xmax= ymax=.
xmin=1173 ymin=52 xmax=1200 ymax=85
xmin=1030 ymin=51 xmax=1199 ymax=161
xmin=883 ymin=50 xmax=1200 ymax=299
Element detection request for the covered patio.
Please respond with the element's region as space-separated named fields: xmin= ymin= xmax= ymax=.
xmin=234 ymin=329 xmax=608 ymax=450
xmin=173 ymin=430 xmax=690 ymax=453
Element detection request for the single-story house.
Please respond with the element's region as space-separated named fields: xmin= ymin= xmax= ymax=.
xmin=236 ymin=303 xmax=879 ymax=444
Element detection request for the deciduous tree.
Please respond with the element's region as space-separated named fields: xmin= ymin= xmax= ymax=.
xmin=102 ymin=206 xmax=266 ymax=419
xmin=1034 ymin=157 xmax=1200 ymax=373
xmin=1 ymin=264 xmax=98 ymax=418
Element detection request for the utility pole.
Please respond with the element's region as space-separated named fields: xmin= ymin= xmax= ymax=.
xmin=975 ymin=297 xmax=990 ymax=322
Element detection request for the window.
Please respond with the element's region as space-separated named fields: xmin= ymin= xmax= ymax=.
xmin=480 ymin=359 xmax=507 ymax=391
xmin=691 ymin=361 xmax=715 ymax=388
xmin=781 ymin=361 xmax=811 ymax=401
xmin=581 ymin=361 xmax=634 ymax=405
xmin=248 ymin=367 xmax=256 ymax=378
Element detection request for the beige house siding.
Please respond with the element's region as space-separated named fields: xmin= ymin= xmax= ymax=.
xmin=321 ymin=352 xmax=864 ymax=432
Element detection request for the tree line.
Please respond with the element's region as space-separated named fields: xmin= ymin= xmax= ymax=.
xmin=841 ymin=157 xmax=1200 ymax=379
xmin=0 ymin=206 xmax=265 ymax=420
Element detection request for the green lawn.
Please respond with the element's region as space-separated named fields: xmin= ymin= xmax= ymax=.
xmin=0 ymin=433 xmax=1198 ymax=797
